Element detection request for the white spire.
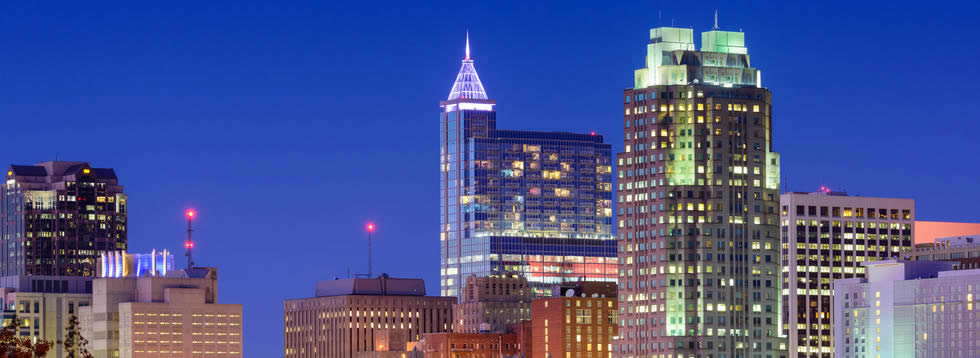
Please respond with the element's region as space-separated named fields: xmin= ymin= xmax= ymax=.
xmin=713 ymin=10 xmax=719 ymax=30
xmin=465 ymin=31 xmax=471 ymax=60
xmin=447 ymin=32 xmax=488 ymax=100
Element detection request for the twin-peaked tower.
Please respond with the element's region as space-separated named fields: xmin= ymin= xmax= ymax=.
xmin=616 ymin=24 xmax=786 ymax=358
xmin=439 ymin=36 xmax=617 ymax=298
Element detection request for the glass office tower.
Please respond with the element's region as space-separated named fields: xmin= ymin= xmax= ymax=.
xmin=439 ymin=37 xmax=616 ymax=298
xmin=2 ymin=161 xmax=127 ymax=277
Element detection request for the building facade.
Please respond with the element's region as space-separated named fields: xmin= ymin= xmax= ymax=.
xmin=616 ymin=26 xmax=785 ymax=358
xmin=79 ymin=267 xmax=242 ymax=358
xmin=454 ymin=274 xmax=531 ymax=333
xmin=834 ymin=260 xmax=979 ymax=358
xmin=416 ymin=332 xmax=521 ymax=358
xmin=283 ymin=275 xmax=455 ymax=358
xmin=779 ymin=192 xmax=914 ymax=357
xmin=909 ymin=235 xmax=980 ymax=270
xmin=531 ymin=282 xmax=617 ymax=358
xmin=2 ymin=161 xmax=127 ymax=277
xmin=0 ymin=287 xmax=92 ymax=358
xmin=439 ymin=37 xmax=616 ymax=298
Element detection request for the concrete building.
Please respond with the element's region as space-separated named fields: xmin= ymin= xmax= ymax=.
xmin=833 ymin=260 xmax=980 ymax=358
xmin=416 ymin=332 xmax=521 ymax=358
xmin=79 ymin=267 xmax=242 ymax=358
xmin=779 ymin=192 xmax=914 ymax=357
xmin=617 ymin=24 xmax=785 ymax=358
xmin=0 ymin=280 xmax=92 ymax=358
xmin=2 ymin=161 xmax=127 ymax=277
xmin=454 ymin=274 xmax=531 ymax=333
xmin=283 ymin=275 xmax=455 ymax=358
xmin=531 ymin=281 xmax=617 ymax=358
xmin=909 ymin=235 xmax=980 ymax=270
xmin=439 ymin=36 xmax=616 ymax=298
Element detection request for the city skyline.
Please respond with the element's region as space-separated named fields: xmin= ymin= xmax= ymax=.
xmin=1 ymin=2 xmax=979 ymax=356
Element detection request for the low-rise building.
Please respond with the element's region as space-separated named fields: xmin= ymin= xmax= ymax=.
xmin=909 ymin=235 xmax=980 ymax=270
xmin=0 ymin=276 xmax=93 ymax=358
xmin=454 ymin=275 xmax=531 ymax=333
xmin=283 ymin=274 xmax=454 ymax=358
xmin=531 ymin=282 xmax=617 ymax=358
xmin=417 ymin=332 xmax=520 ymax=358
xmin=79 ymin=267 xmax=242 ymax=358
xmin=834 ymin=260 xmax=980 ymax=358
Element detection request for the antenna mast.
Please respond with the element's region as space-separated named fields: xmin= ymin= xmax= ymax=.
xmin=185 ymin=210 xmax=196 ymax=270
xmin=366 ymin=223 xmax=376 ymax=277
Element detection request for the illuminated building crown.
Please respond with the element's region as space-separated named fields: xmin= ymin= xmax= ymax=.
xmin=447 ymin=32 xmax=488 ymax=100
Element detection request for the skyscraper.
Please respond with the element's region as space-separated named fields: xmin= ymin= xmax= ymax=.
xmin=780 ymin=192 xmax=913 ymax=357
xmin=439 ymin=36 xmax=617 ymax=298
xmin=616 ymin=25 xmax=785 ymax=358
xmin=2 ymin=161 xmax=127 ymax=277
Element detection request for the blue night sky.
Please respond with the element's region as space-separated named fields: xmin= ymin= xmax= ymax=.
xmin=1 ymin=1 xmax=978 ymax=355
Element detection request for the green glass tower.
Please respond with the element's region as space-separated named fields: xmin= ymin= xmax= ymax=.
xmin=615 ymin=24 xmax=786 ymax=358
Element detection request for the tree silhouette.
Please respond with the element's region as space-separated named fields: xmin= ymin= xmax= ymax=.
xmin=0 ymin=313 xmax=51 ymax=357
xmin=63 ymin=314 xmax=92 ymax=358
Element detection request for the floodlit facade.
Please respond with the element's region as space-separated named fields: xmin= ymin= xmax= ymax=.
xmin=283 ymin=275 xmax=455 ymax=358
xmin=79 ymin=267 xmax=242 ymax=358
xmin=98 ymin=250 xmax=175 ymax=278
xmin=439 ymin=36 xmax=616 ymax=298
xmin=779 ymin=192 xmax=914 ymax=357
xmin=616 ymin=24 xmax=785 ymax=358
xmin=454 ymin=274 xmax=532 ymax=333
xmin=833 ymin=260 xmax=980 ymax=358
xmin=2 ymin=161 xmax=127 ymax=276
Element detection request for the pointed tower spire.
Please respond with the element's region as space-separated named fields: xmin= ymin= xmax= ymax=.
xmin=713 ymin=10 xmax=719 ymax=30
xmin=447 ymin=32 xmax=488 ymax=100
xmin=465 ymin=31 xmax=471 ymax=61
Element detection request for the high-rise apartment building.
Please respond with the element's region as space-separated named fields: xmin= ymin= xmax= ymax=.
xmin=834 ymin=260 xmax=979 ymax=358
xmin=616 ymin=25 xmax=785 ymax=358
xmin=779 ymin=192 xmax=913 ymax=357
xmin=2 ymin=161 xmax=127 ymax=276
xmin=283 ymin=275 xmax=455 ymax=358
xmin=440 ymin=37 xmax=616 ymax=297
xmin=531 ymin=281 xmax=618 ymax=358
xmin=454 ymin=274 xmax=531 ymax=333
xmin=79 ymin=266 xmax=242 ymax=358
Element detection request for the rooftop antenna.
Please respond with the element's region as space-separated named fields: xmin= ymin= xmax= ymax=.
xmin=713 ymin=10 xmax=719 ymax=30
xmin=184 ymin=209 xmax=196 ymax=270
xmin=366 ymin=222 xmax=376 ymax=277
xmin=659 ymin=10 xmax=662 ymax=28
